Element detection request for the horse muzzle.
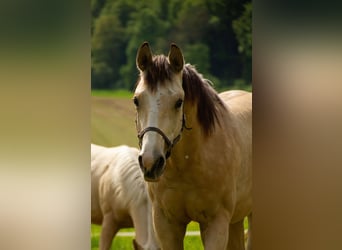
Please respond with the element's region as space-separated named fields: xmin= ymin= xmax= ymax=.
xmin=138 ymin=153 xmax=165 ymax=182
xmin=137 ymin=125 xmax=184 ymax=181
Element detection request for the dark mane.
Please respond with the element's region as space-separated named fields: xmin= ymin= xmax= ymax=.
xmin=182 ymin=64 xmax=226 ymax=136
xmin=138 ymin=56 xmax=225 ymax=136
xmin=140 ymin=55 xmax=173 ymax=92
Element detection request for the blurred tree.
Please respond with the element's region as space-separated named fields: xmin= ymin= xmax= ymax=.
xmin=183 ymin=43 xmax=210 ymax=74
xmin=91 ymin=0 xmax=106 ymax=34
xmin=171 ymin=0 xmax=210 ymax=45
xmin=204 ymin=0 xmax=250 ymax=86
xmin=91 ymin=0 xmax=106 ymax=19
xmin=91 ymin=14 xmax=125 ymax=89
xmin=91 ymin=0 xmax=252 ymax=90
xmin=233 ymin=2 xmax=252 ymax=84
xmin=91 ymin=0 xmax=137 ymax=89
xmin=120 ymin=6 xmax=170 ymax=90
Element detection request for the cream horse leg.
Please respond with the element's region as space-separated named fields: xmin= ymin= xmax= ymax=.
xmin=132 ymin=200 xmax=160 ymax=250
xmin=131 ymin=203 xmax=149 ymax=249
xmin=227 ymin=220 xmax=245 ymax=250
xmin=153 ymin=206 xmax=187 ymax=250
xmin=99 ymin=212 xmax=118 ymax=250
xmin=199 ymin=211 xmax=230 ymax=250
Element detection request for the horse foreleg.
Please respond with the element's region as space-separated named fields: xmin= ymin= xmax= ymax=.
xmin=227 ymin=220 xmax=245 ymax=250
xmin=200 ymin=212 xmax=230 ymax=250
xmin=99 ymin=212 xmax=118 ymax=250
xmin=153 ymin=206 xmax=186 ymax=250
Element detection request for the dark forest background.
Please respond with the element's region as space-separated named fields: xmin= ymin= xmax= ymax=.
xmin=91 ymin=0 xmax=252 ymax=91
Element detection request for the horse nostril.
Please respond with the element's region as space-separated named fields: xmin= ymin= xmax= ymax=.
xmin=138 ymin=155 xmax=144 ymax=171
xmin=156 ymin=156 xmax=165 ymax=169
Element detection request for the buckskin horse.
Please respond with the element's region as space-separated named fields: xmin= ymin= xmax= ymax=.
xmin=133 ymin=42 xmax=252 ymax=250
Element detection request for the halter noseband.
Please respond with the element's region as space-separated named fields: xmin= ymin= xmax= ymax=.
xmin=137 ymin=114 xmax=187 ymax=159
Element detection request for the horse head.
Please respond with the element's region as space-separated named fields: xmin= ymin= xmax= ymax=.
xmin=133 ymin=42 xmax=185 ymax=182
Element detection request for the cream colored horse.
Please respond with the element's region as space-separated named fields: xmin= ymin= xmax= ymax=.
xmin=133 ymin=42 xmax=252 ymax=250
xmin=91 ymin=144 xmax=160 ymax=250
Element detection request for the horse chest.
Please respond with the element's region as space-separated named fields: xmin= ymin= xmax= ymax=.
xmin=151 ymin=183 xmax=223 ymax=223
xmin=185 ymin=189 xmax=223 ymax=222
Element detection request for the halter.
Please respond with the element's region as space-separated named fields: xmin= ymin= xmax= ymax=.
xmin=137 ymin=114 xmax=189 ymax=159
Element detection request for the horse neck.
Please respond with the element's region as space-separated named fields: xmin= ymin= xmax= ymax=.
xmin=171 ymin=101 xmax=234 ymax=168
xmin=171 ymin=103 xmax=206 ymax=163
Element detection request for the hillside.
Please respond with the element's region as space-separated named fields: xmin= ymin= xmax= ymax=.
xmin=91 ymin=95 xmax=138 ymax=148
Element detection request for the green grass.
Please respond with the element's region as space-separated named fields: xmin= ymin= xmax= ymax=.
xmin=91 ymin=222 xmax=203 ymax=250
xmin=91 ymin=220 xmax=249 ymax=250
xmin=91 ymin=224 xmax=135 ymax=250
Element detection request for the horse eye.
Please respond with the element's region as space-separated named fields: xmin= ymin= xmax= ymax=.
xmin=175 ymin=99 xmax=183 ymax=109
xmin=133 ymin=97 xmax=139 ymax=107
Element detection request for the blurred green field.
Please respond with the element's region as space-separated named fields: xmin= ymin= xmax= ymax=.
xmin=91 ymin=89 xmax=137 ymax=147
xmin=91 ymin=89 xmax=249 ymax=249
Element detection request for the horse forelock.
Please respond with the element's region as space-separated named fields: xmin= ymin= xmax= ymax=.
xmin=182 ymin=64 xmax=226 ymax=136
xmin=139 ymin=55 xmax=174 ymax=93
xmin=136 ymin=54 xmax=225 ymax=136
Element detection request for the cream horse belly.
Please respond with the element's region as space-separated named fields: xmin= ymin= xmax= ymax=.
xmin=133 ymin=42 xmax=252 ymax=250
xmin=91 ymin=144 xmax=160 ymax=250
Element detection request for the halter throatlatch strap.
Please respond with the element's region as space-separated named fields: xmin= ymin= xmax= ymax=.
xmin=137 ymin=114 xmax=187 ymax=159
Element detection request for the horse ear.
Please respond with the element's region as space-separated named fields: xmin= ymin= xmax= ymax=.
xmin=168 ymin=43 xmax=184 ymax=72
xmin=136 ymin=42 xmax=153 ymax=71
